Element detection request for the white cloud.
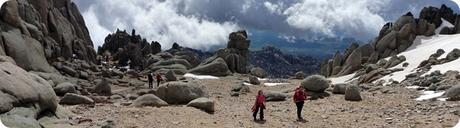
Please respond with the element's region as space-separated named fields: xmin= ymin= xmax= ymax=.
xmin=79 ymin=0 xmax=238 ymax=51
xmin=283 ymin=0 xmax=386 ymax=41
xmin=264 ymin=1 xmax=282 ymax=14
xmin=74 ymin=0 xmax=459 ymax=50
xmin=82 ymin=6 xmax=111 ymax=49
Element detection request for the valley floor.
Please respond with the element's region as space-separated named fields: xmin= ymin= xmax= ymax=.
xmin=65 ymin=75 xmax=459 ymax=128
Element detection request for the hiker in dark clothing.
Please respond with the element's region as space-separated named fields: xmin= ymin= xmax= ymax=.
xmin=252 ymin=90 xmax=266 ymax=121
xmin=147 ymin=73 xmax=153 ymax=88
xmin=155 ymin=73 xmax=163 ymax=88
xmin=293 ymin=86 xmax=308 ymax=120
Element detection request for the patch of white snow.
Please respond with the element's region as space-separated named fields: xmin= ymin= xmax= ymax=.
xmin=183 ymin=73 xmax=219 ymax=80
xmin=435 ymin=18 xmax=454 ymax=34
xmin=0 ymin=118 xmax=7 ymax=128
xmin=328 ymin=73 xmax=356 ymax=84
xmin=415 ymin=91 xmax=445 ymax=101
xmin=243 ymin=82 xmax=254 ymax=86
xmin=264 ymin=83 xmax=290 ymax=87
xmin=453 ymin=119 xmax=460 ymax=128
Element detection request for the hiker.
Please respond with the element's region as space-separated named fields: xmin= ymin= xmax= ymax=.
xmin=155 ymin=73 xmax=163 ymax=87
xmin=252 ymin=90 xmax=266 ymax=121
xmin=293 ymin=86 xmax=308 ymax=120
xmin=147 ymin=73 xmax=153 ymax=88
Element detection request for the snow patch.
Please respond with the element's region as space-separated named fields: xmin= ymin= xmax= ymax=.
xmin=264 ymin=83 xmax=290 ymax=87
xmin=415 ymin=91 xmax=445 ymax=101
xmin=0 ymin=118 xmax=7 ymax=128
xmin=405 ymin=86 xmax=420 ymax=89
xmin=183 ymin=73 xmax=219 ymax=80
xmin=328 ymin=73 xmax=356 ymax=84
xmin=377 ymin=33 xmax=460 ymax=84
xmin=435 ymin=19 xmax=454 ymax=35
xmin=423 ymin=58 xmax=460 ymax=76
xmin=454 ymin=119 xmax=460 ymax=128
xmin=243 ymin=82 xmax=254 ymax=86
xmin=258 ymin=78 xmax=268 ymax=81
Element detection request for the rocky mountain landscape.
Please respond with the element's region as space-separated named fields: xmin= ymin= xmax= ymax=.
xmin=0 ymin=0 xmax=458 ymax=128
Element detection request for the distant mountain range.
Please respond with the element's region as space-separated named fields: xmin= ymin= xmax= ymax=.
xmin=249 ymin=30 xmax=361 ymax=59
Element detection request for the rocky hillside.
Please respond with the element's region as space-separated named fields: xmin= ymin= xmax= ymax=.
xmin=320 ymin=4 xmax=460 ymax=78
xmin=0 ymin=0 xmax=97 ymax=73
xmin=250 ymin=46 xmax=319 ymax=78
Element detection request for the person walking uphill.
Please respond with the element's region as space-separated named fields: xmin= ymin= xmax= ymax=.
xmin=252 ymin=90 xmax=266 ymax=121
xmin=293 ymin=86 xmax=308 ymax=120
xmin=147 ymin=73 xmax=154 ymax=89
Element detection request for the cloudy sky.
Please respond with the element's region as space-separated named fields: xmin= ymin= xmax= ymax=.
xmin=72 ymin=0 xmax=460 ymax=51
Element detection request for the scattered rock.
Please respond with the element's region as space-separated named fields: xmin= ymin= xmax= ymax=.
xmin=332 ymin=84 xmax=348 ymax=94
xmin=294 ymin=71 xmax=306 ymax=79
xmin=133 ymin=94 xmax=168 ymax=107
xmin=187 ymin=97 xmax=215 ymax=113
xmin=345 ymin=85 xmax=362 ymax=101
xmin=94 ymin=79 xmax=112 ymax=96
xmin=248 ymin=76 xmax=260 ymax=85
xmin=250 ymin=67 xmax=268 ymax=78
xmin=59 ymin=93 xmax=94 ymax=105
xmin=53 ymin=82 xmax=77 ymax=96
xmin=264 ymin=91 xmax=287 ymax=101
xmin=443 ymin=85 xmax=460 ymax=100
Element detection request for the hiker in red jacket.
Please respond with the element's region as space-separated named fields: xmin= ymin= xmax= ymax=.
xmin=252 ymin=90 xmax=266 ymax=121
xmin=155 ymin=73 xmax=163 ymax=88
xmin=293 ymin=86 xmax=308 ymax=120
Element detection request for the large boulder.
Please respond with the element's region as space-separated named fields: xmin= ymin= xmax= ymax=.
xmin=133 ymin=94 xmax=168 ymax=107
xmin=188 ymin=57 xmax=231 ymax=76
xmin=248 ymin=75 xmax=260 ymax=85
xmin=443 ymin=85 xmax=460 ymax=100
xmin=294 ymin=71 xmax=306 ymax=79
xmin=93 ymin=79 xmax=112 ymax=96
xmin=332 ymin=84 xmax=348 ymax=94
xmin=59 ymin=93 xmax=94 ymax=105
xmin=155 ymin=81 xmax=207 ymax=104
xmin=345 ymin=85 xmax=362 ymax=101
xmin=301 ymin=75 xmax=330 ymax=92
xmin=187 ymin=97 xmax=215 ymax=113
xmin=53 ymin=82 xmax=77 ymax=96
xmin=0 ymin=62 xmax=57 ymax=115
xmin=250 ymin=67 xmax=268 ymax=78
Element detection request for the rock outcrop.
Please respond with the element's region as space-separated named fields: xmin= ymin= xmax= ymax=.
xmin=0 ymin=0 xmax=97 ymax=73
xmin=321 ymin=5 xmax=458 ymax=78
xmin=98 ymin=29 xmax=162 ymax=69
xmin=189 ymin=30 xmax=251 ymax=76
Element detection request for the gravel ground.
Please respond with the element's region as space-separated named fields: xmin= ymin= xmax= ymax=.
xmin=64 ymin=75 xmax=460 ymax=128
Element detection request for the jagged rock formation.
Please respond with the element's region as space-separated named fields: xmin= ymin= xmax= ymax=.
xmin=188 ymin=30 xmax=251 ymax=76
xmin=321 ymin=5 xmax=457 ymax=77
xmin=0 ymin=0 xmax=97 ymax=73
xmin=98 ymin=29 xmax=162 ymax=69
xmin=251 ymin=46 xmax=319 ymax=78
